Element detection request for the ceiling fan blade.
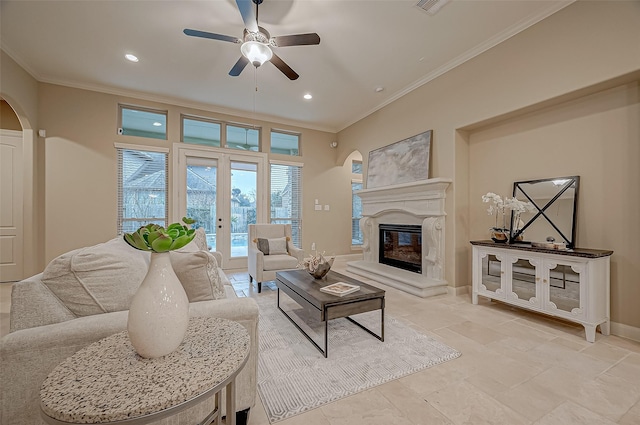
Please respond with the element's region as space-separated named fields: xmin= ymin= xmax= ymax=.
xmin=270 ymin=53 xmax=299 ymax=80
xmin=271 ymin=33 xmax=321 ymax=47
xmin=229 ymin=56 xmax=250 ymax=76
xmin=236 ymin=0 xmax=259 ymax=33
xmin=183 ymin=29 xmax=241 ymax=44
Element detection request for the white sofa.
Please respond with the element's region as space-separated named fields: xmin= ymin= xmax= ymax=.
xmin=0 ymin=229 xmax=258 ymax=425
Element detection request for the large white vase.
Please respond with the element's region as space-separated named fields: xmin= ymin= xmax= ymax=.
xmin=127 ymin=251 xmax=189 ymax=358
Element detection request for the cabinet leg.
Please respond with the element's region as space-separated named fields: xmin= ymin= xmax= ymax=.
xmin=472 ymin=292 xmax=478 ymax=305
xmin=584 ymin=324 xmax=596 ymax=343
xmin=600 ymin=320 xmax=611 ymax=336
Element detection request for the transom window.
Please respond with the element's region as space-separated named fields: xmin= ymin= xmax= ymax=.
xmin=227 ymin=124 xmax=260 ymax=151
xmin=352 ymin=160 xmax=363 ymax=174
xmin=119 ymin=105 xmax=167 ymax=140
xmin=271 ymin=130 xmax=300 ymax=156
xmin=182 ymin=116 xmax=221 ymax=147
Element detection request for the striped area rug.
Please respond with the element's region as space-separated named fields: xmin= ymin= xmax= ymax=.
xmin=256 ymin=293 xmax=461 ymax=423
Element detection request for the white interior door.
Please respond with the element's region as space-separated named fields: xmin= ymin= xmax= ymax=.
xmin=0 ymin=130 xmax=24 ymax=282
xmin=174 ymin=145 xmax=267 ymax=269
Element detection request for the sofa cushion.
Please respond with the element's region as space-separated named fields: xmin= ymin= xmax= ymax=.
xmin=256 ymin=237 xmax=288 ymax=255
xmin=263 ymin=254 xmax=299 ymax=271
xmin=42 ymin=237 xmax=149 ymax=317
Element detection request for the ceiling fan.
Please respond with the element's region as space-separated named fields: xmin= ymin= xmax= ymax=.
xmin=183 ymin=0 xmax=320 ymax=80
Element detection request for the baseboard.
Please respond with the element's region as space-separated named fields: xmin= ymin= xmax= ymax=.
xmin=447 ymin=285 xmax=469 ymax=296
xmin=335 ymin=253 xmax=363 ymax=262
xmin=610 ymin=321 xmax=640 ymax=343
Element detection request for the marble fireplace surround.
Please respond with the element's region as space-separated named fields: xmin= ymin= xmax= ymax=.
xmin=347 ymin=178 xmax=452 ymax=298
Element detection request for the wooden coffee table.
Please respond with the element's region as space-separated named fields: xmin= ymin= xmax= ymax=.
xmin=275 ymin=269 xmax=385 ymax=358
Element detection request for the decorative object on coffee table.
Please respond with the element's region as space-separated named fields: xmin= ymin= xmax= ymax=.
xmin=123 ymin=217 xmax=196 ymax=358
xmin=299 ymin=251 xmax=334 ymax=279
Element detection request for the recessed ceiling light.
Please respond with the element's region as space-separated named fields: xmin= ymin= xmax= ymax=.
xmin=152 ymin=122 xmax=162 ymax=127
xmin=303 ymin=93 xmax=312 ymax=100
xmin=125 ymin=54 xmax=139 ymax=63
xmin=374 ymin=87 xmax=385 ymax=93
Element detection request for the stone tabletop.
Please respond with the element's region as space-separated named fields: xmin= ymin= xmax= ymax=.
xmin=40 ymin=317 xmax=250 ymax=424
xmin=470 ymin=240 xmax=613 ymax=258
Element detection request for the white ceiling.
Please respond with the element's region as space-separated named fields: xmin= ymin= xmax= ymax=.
xmin=0 ymin=0 xmax=573 ymax=132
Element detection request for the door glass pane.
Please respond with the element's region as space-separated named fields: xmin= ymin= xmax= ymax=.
xmin=549 ymin=264 xmax=580 ymax=312
xmin=481 ymin=254 xmax=501 ymax=292
xmin=230 ymin=162 xmax=257 ymax=257
xmin=186 ymin=160 xmax=217 ymax=251
xmin=511 ymin=258 xmax=536 ymax=302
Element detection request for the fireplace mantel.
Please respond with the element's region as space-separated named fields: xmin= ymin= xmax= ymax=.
xmin=356 ymin=178 xmax=451 ymax=218
xmin=348 ymin=178 xmax=452 ymax=298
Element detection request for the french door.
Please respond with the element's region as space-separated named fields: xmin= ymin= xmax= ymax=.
xmin=173 ymin=144 xmax=267 ymax=269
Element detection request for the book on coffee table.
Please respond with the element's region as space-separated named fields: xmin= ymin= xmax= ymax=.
xmin=320 ymin=282 xmax=360 ymax=297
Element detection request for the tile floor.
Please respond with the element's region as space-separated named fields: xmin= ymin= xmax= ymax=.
xmin=2 ymin=257 xmax=640 ymax=425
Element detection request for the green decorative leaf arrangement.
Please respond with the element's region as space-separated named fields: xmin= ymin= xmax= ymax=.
xmin=124 ymin=217 xmax=197 ymax=252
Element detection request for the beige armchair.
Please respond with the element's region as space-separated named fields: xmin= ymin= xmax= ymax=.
xmin=248 ymin=224 xmax=305 ymax=292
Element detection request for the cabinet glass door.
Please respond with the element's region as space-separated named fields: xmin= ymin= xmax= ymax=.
xmin=510 ymin=258 xmax=538 ymax=304
xmin=547 ymin=264 xmax=581 ymax=313
xmin=480 ymin=254 xmax=503 ymax=294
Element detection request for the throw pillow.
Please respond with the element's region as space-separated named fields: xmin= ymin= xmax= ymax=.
xmin=42 ymin=237 xmax=149 ymax=317
xmin=170 ymin=250 xmax=226 ymax=301
xmin=256 ymin=237 xmax=288 ymax=255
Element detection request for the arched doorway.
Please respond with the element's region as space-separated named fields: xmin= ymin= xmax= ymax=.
xmin=0 ymin=99 xmax=24 ymax=282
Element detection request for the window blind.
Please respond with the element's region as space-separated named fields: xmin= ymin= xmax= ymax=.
xmin=270 ymin=163 xmax=302 ymax=247
xmin=117 ymin=147 xmax=169 ymax=234
xmin=352 ymin=182 xmax=363 ymax=245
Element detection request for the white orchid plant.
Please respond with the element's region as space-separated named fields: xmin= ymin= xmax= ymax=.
xmin=482 ymin=192 xmax=536 ymax=234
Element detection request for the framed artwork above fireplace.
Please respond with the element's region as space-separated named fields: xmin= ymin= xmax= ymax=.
xmin=366 ymin=130 xmax=432 ymax=189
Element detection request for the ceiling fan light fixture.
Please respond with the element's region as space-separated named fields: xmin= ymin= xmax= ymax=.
xmin=241 ymin=40 xmax=272 ymax=67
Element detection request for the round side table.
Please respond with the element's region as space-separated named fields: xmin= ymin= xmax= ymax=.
xmin=40 ymin=317 xmax=249 ymax=425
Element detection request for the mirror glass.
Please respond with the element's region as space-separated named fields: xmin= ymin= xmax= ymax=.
xmin=510 ymin=176 xmax=579 ymax=248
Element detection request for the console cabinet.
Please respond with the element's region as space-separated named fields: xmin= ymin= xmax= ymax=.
xmin=471 ymin=241 xmax=613 ymax=342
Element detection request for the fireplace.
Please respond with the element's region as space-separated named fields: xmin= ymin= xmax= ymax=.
xmin=379 ymin=224 xmax=422 ymax=273
xmin=346 ymin=178 xmax=452 ymax=298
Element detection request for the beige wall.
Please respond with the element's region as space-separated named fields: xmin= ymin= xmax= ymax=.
xmin=336 ymin=1 xmax=640 ymax=331
xmin=469 ymin=81 xmax=640 ymax=329
xmin=37 ymin=83 xmax=353 ymax=261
